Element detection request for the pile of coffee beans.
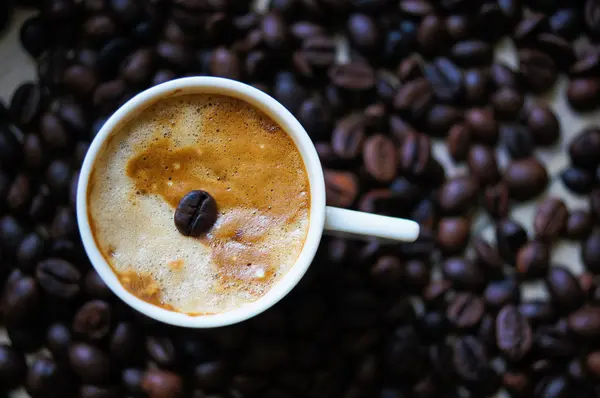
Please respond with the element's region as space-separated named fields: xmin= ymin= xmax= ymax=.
xmin=2 ymin=0 xmax=600 ymax=397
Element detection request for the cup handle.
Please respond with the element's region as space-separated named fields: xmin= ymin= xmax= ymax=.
xmin=324 ymin=207 xmax=420 ymax=242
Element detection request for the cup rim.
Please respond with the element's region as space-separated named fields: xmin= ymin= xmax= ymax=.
xmin=76 ymin=77 xmax=326 ymax=328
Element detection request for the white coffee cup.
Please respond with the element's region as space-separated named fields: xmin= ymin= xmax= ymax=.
xmin=76 ymin=77 xmax=420 ymax=328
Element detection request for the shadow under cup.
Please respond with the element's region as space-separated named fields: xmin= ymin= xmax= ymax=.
xmin=77 ymin=77 xmax=327 ymax=328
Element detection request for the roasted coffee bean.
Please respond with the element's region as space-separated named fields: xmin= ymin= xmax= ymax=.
xmin=519 ymin=49 xmax=558 ymax=94
xmin=0 ymin=123 xmax=21 ymax=171
xmin=120 ymin=48 xmax=154 ymax=85
xmin=438 ymin=176 xmax=478 ymax=215
xmin=451 ymin=40 xmax=494 ymax=66
xmin=535 ymin=324 xmax=576 ymax=358
xmin=442 ymin=258 xmax=485 ymax=291
xmin=567 ymin=78 xmax=600 ymax=111
xmin=152 ymin=69 xmax=176 ymax=86
xmin=491 ymin=62 xmax=520 ymax=88
xmin=561 ymin=167 xmax=595 ymax=195
xmin=491 ymin=87 xmax=524 ymax=120
xmin=437 ymin=217 xmax=470 ymax=255
xmin=503 ymin=371 xmax=531 ymax=396
xmin=463 ymin=69 xmax=491 ymax=106
xmin=585 ymin=0 xmax=600 ymax=38
xmin=399 ymin=132 xmax=432 ymax=179
xmin=568 ymin=306 xmax=600 ymax=337
xmin=519 ymin=300 xmax=556 ymax=326
xmin=0 ymin=215 xmax=26 ymax=254
xmin=20 ymin=15 xmax=51 ymax=58
xmin=46 ymin=159 xmax=72 ymax=198
xmin=329 ymin=63 xmax=376 ymax=91
xmin=446 ymin=123 xmax=471 ymax=162
xmin=331 ymin=114 xmax=365 ymax=159
xmin=583 ymin=232 xmax=600 ymax=273
xmin=289 ymin=20 xmax=326 ymax=41
xmin=29 ymin=184 xmax=54 ymax=221
xmin=452 ymin=335 xmax=491 ymax=386
xmin=93 ymin=80 xmax=126 ymax=112
xmin=79 ymin=384 xmax=121 ymax=398
xmin=549 ymin=8 xmax=581 ymax=39
xmin=17 ymin=233 xmax=45 ymax=272
xmin=534 ymin=197 xmax=568 ymax=240
xmin=546 ymin=266 xmax=584 ymax=313
xmin=297 ymin=95 xmax=332 ymax=140
xmin=535 ymin=33 xmax=575 ymax=70
xmin=83 ymin=14 xmax=117 ymax=42
xmin=424 ymin=57 xmax=463 ymax=103
xmin=156 ymin=41 xmax=191 ymax=70
xmin=465 ymin=108 xmax=498 ymax=145
xmin=526 ymin=104 xmax=560 ymax=146
xmin=259 ymin=12 xmax=287 ymax=50
xmin=516 ymin=240 xmax=550 ymax=279
xmin=393 ymin=78 xmax=434 ymax=121
xmin=37 ymin=48 xmax=68 ymax=90
xmin=363 ymin=102 xmax=387 ymax=131
xmin=83 ymin=270 xmax=112 ymax=300
xmin=324 ymin=170 xmax=359 ymax=208
xmin=209 ymin=47 xmax=240 ymax=80
xmin=425 ymin=104 xmax=462 ymax=136
xmin=496 ymin=305 xmax=532 ymax=361
xmin=369 ymin=256 xmax=403 ymax=289
xmin=504 ymin=157 xmax=549 ymax=201
xmin=174 ymin=190 xmax=217 ymax=237
xmin=7 ymin=173 xmax=32 ymax=213
xmin=569 ymin=127 xmax=600 ymax=169
xmin=570 ymin=51 xmax=600 ymax=77
xmin=565 ymin=210 xmax=593 ymax=240
xmin=483 ymin=181 xmax=510 ymax=219
xmin=362 ymin=134 xmax=397 ymax=183
xmin=46 ymin=323 xmax=71 ymax=362
xmin=10 ymin=82 xmax=42 ymax=127
xmin=446 ymin=14 xmax=473 ymax=41
xmin=109 ymin=322 xmax=143 ymax=365
xmin=467 ymin=144 xmax=500 ymax=186
xmin=36 ymin=258 xmax=81 ymax=298
xmin=496 ymin=218 xmax=528 ymax=264
xmin=417 ymin=15 xmax=447 ymax=56
xmin=40 ymin=112 xmax=70 ymax=152
xmin=1 ymin=275 xmax=40 ymax=326
xmin=26 ymin=355 xmax=70 ymax=398
xmin=122 ymin=368 xmax=144 ymax=394
xmin=51 ymin=207 xmax=76 ymax=239
xmin=472 ymin=237 xmax=504 ymax=278
xmin=23 ymin=134 xmax=45 ymax=170
xmin=586 ymin=351 xmax=600 ymax=378
xmin=142 ymin=369 xmax=183 ymax=398
xmin=73 ymin=300 xmax=111 ymax=341
xmin=502 ymin=124 xmax=534 ymax=159
xmin=347 ymin=13 xmax=379 ymax=53
xmin=514 ymin=13 xmax=548 ymax=45
xmin=54 ymin=99 xmax=87 ymax=136
xmin=69 ymin=343 xmax=111 ymax=384
xmin=146 ymin=336 xmax=177 ymax=368
xmin=485 ymin=278 xmax=520 ymax=310
xmin=396 ymin=55 xmax=424 ymax=83
xmin=382 ymin=24 xmax=418 ymax=67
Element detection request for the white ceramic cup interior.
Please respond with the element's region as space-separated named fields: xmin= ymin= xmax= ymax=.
xmin=77 ymin=77 xmax=419 ymax=328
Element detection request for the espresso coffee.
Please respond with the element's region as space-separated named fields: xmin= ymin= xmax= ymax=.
xmin=87 ymin=93 xmax=310 ymax=315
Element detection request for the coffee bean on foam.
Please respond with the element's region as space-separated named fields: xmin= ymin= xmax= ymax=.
xmin=87 ymin=94 xmax=310 ymax=315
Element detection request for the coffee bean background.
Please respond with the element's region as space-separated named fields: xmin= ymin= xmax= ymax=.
xmin=4 ymin=0 xmax=600 ymax=397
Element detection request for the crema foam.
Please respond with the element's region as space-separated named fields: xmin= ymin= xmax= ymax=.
xmin=87 ymin=93 xmax=310 ymax=315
